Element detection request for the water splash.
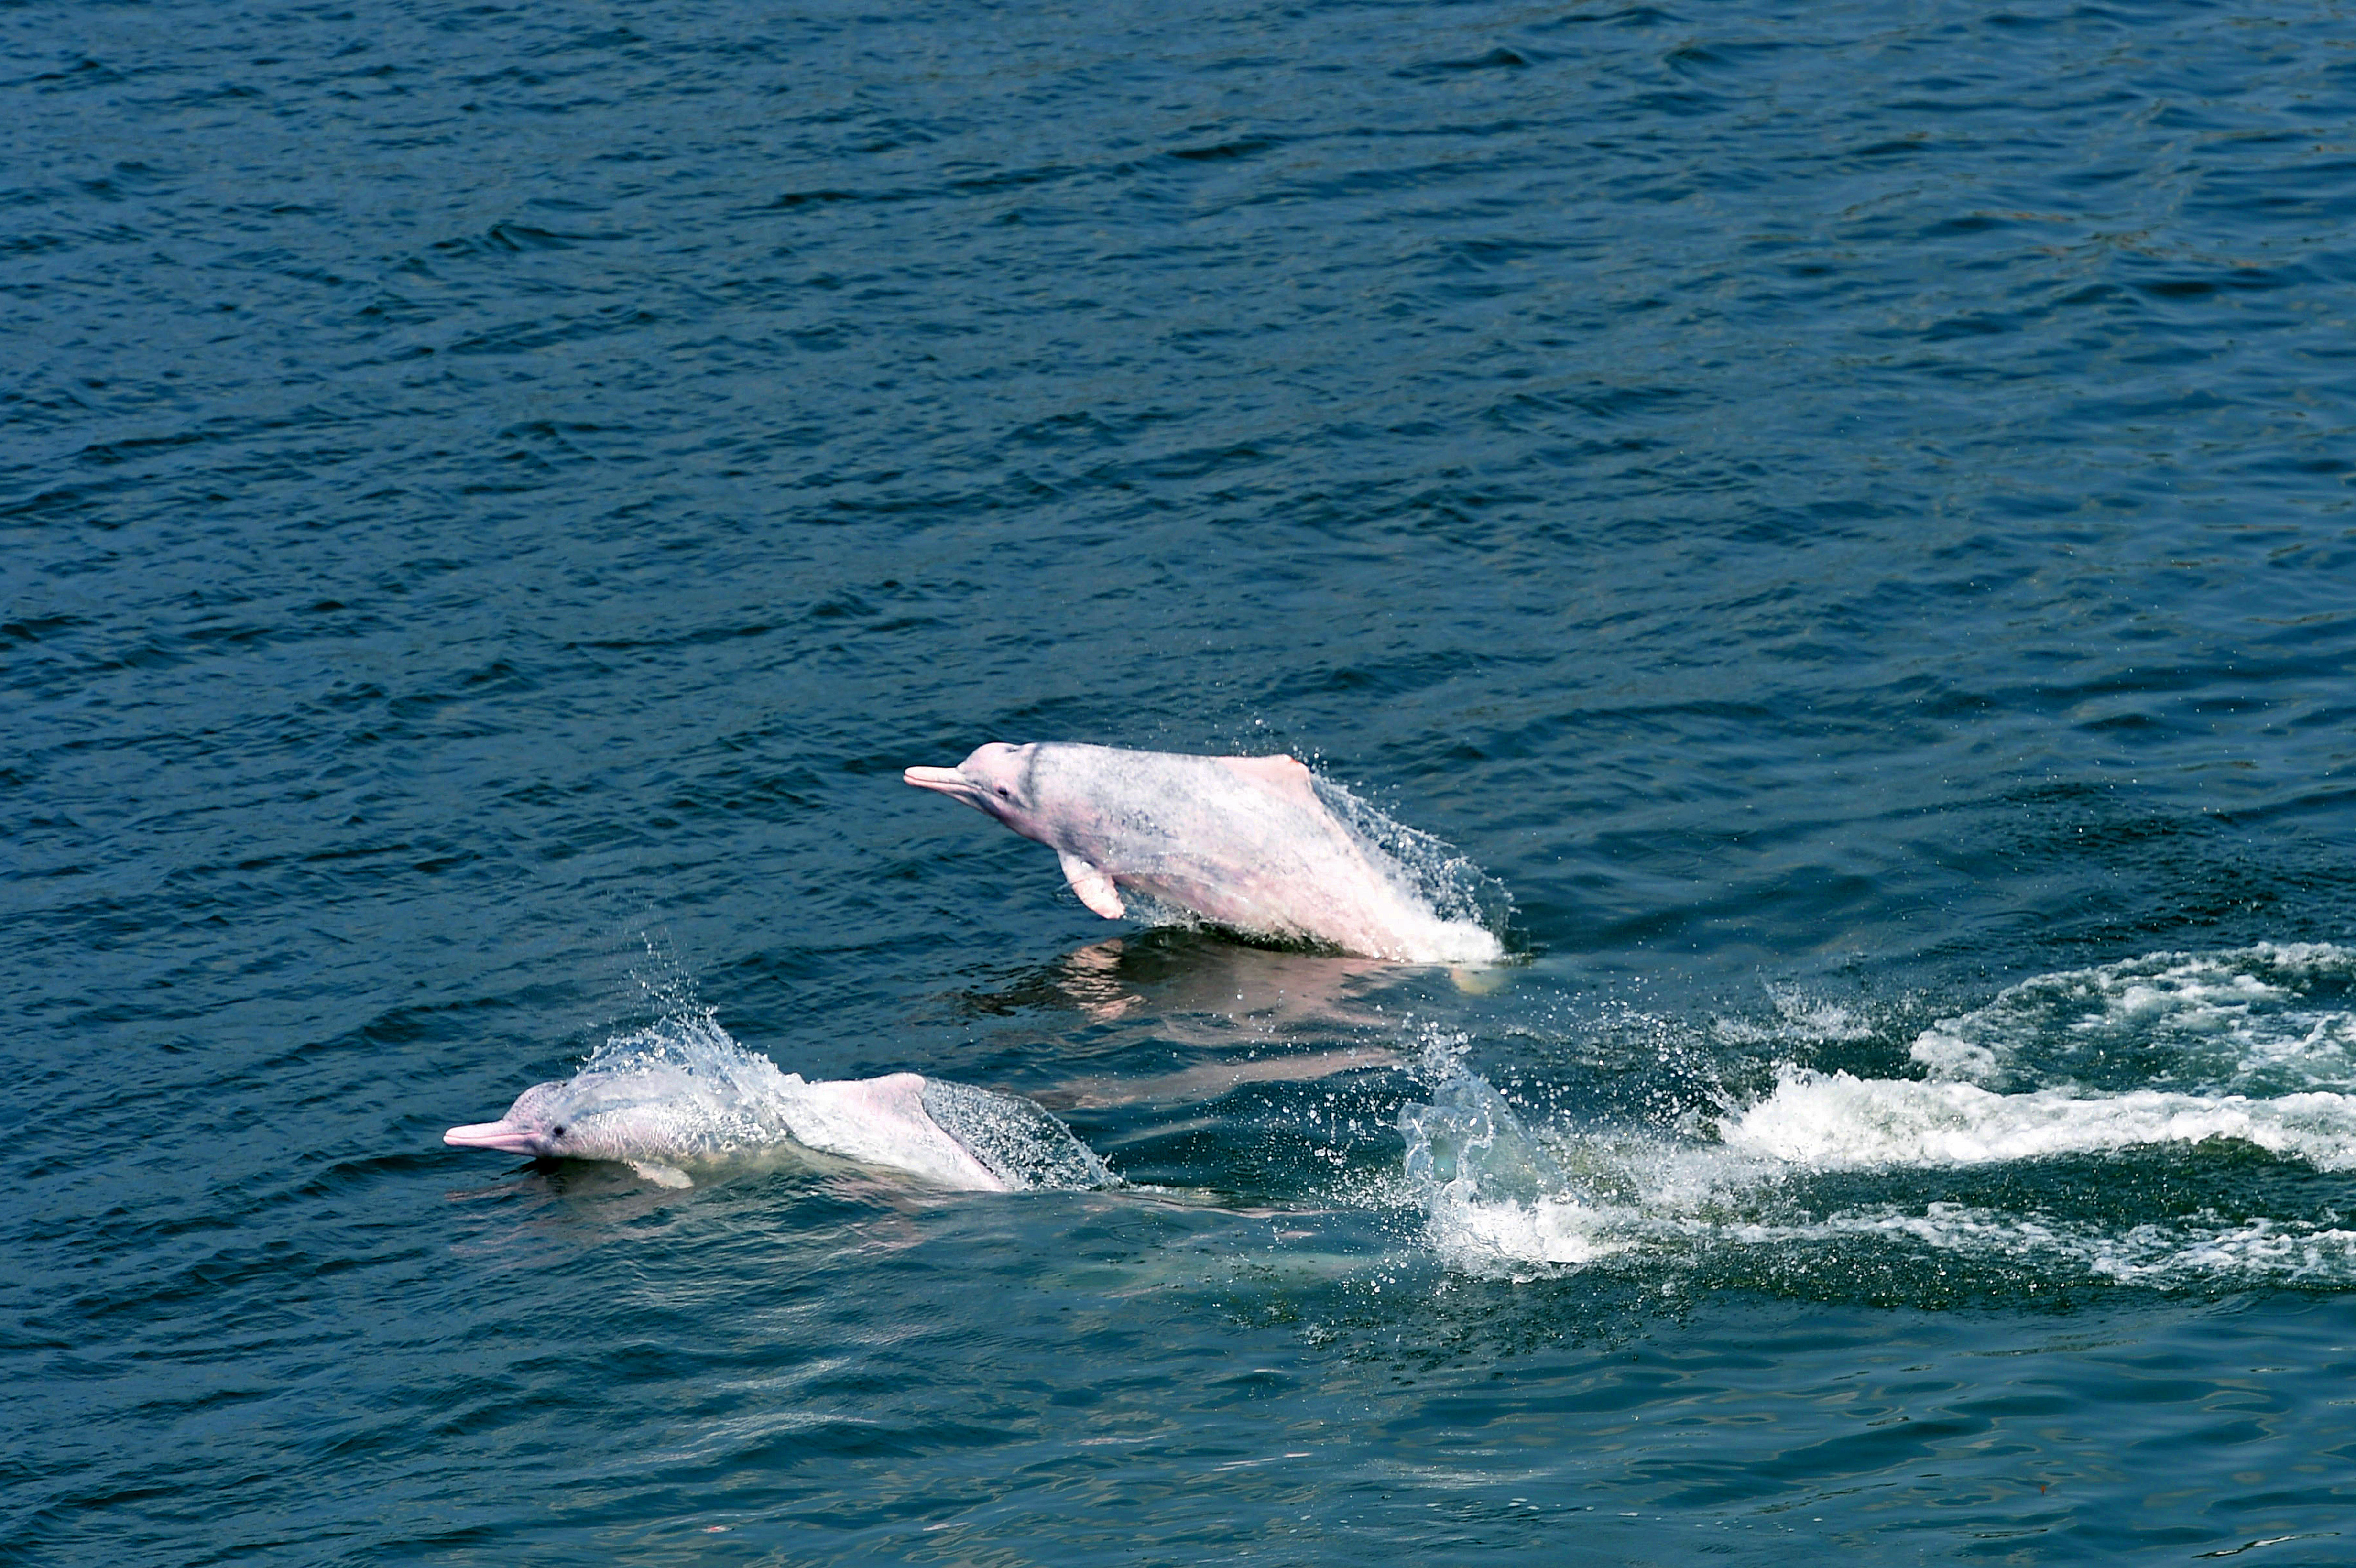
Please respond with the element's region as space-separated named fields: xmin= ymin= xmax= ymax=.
xmin=918 ymin=1078 xmax=1115 ymax=1191
xmin=1398 ymin=1070 xmax=1622 ymax=1269
xmin=1310 ymin=772 xmax=1515 ymax=946
xmin=1392 ymin=946 xmax=2356 ymax=1288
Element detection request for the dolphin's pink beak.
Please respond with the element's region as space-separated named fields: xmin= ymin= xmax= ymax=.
xmin=904 ymin=764 xmax=979 ymax=802
xmin=445 ymin=1120 xmax=543 ymax=1155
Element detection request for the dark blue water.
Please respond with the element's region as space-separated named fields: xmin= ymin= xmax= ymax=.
xmin=6 ymin=0 xmax=2356 ymax=1561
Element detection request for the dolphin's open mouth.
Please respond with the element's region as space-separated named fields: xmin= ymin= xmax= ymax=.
xmin=445 ymin=1120 xmax=545 ymax=1156
xmin=903 ymin=764 xmax=982 ymax=806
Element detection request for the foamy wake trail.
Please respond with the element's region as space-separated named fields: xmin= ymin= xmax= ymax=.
xmin=1729 ymin=941 xmax=2356 ymax=1171
xmin=1399 ymin=1078 xmax=2356 ymax=1285
xmin=1720 ymin=1070 xmax=2356 ymax=1171
xmin=1396 ymin=944 xmax=2356 ymax=1283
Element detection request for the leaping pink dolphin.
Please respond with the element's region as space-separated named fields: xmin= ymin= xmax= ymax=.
xmin=904 ymin=742 xmax=1504 ymax=965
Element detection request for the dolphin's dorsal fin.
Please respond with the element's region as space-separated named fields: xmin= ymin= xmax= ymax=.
xmin=1058 ymin=850 xmax=1127 ymax=919
xmin=1217 ymin=753 xmax=1320 ymax=806
xmin=1220 ymin=753 xmax=1309 ymax=782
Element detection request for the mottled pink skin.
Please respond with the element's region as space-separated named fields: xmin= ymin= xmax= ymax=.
xmin=905 ymin=742 xmax=1500 ymax=964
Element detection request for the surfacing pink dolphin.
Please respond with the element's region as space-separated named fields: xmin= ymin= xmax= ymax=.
xmin=904 ymin=742 xmax=1504 ymax=965
xmin=447 ymin=1064 xmax=1111 ymax=1192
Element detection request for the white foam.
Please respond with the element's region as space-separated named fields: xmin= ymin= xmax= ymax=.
xmin=1720 ymin=1069 xmax=2356 ymax=1171
xmin=1407 ymin=1104 xmax=2356 ymax=1284
xmin=1399 ymin=1071 xmax=1693 ymax=1272
xmin=2086 ymin=1219 xmax=2356 ymax=1285
xmin=1426 ymin=1188 xmax=1626 ymax=1269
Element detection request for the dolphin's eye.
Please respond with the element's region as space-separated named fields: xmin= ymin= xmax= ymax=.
xmin=996 ymin=786 xmax=1012 ymax=799
xmin=551 ymin=1125 xmax=566 ymax=1138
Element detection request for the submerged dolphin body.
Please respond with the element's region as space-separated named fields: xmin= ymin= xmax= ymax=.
xmin=446 ymin=1055 xmax=1111 ymax=1192
xmin=904 ymin=742 xmax=1503 ymax=965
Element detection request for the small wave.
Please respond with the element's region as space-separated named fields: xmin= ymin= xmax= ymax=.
xmin=1400 ymin=1072 xmax=1636 ymax=1269
xmin=1723 ymin=1206 xmax=2356 ymax=1288
xmin=1907 ymin=942 xmax=2356 ymax=1094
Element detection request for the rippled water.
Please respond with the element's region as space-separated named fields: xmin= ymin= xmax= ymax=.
xmin=6 ymin=0 xmax=2355 ymax=1563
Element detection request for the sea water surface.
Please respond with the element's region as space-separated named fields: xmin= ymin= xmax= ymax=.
xmin=5 ymin=0 xmax=2355 ymax=1562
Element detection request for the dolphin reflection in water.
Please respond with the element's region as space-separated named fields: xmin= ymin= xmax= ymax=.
xmin=950 ymin=934 xmax=1414 ymax=1110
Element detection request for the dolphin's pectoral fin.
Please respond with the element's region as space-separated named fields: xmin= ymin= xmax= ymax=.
xmin=630 ymin=1160 xmax=694 ymax=1189
xmin=1057 ymin=851 xmax=1126 ymax=918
